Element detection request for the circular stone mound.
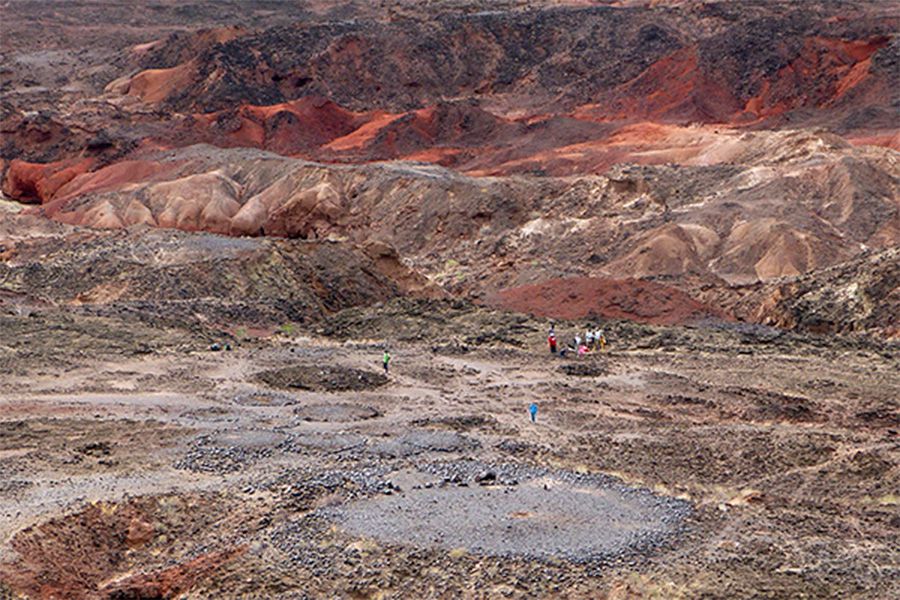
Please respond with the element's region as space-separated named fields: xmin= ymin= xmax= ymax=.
xmin=281 ymin=432 xmax=368 ymax=454
xmin=559 ymin=362 xmax=608 ymax=377
xmin=175 ymin=430 xmax=285 ymax=474
xmin=232 ymin=390 xmax=299 ymax=406
xmin=330 ymin=465 xmax=690 ymax=561
xmin=397 ymin=430 xmax=480 ymax=452
xmin=256 ymin=366 xmax=388 ymax=392
xmin=208 ymin=430 xmax=285 ymax=449
xmin=294 ymin=403 xmax=381 ymax=422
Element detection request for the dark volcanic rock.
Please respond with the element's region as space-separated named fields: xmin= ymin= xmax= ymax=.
xmin=256 ymin=365 xmax=388 ymax=392
xmin=293 ymin=403 xmax=381 ymax=423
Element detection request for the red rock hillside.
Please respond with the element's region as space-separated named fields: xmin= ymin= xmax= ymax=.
xmin=1 ymin=0 xmax=897 ymax=333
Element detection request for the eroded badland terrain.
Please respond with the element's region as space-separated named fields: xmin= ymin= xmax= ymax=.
xmin=0 ymin=1 xmax=898 ymax=598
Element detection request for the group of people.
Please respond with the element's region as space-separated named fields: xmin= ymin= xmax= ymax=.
xmin=547 ymin=323 xmax=606 ymax=356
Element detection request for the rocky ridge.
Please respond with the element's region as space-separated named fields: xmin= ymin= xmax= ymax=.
xmin=1 ymin=0 xmax=898 ymax=335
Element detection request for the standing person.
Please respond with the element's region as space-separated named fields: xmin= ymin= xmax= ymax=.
xmin=585 ymin=328 xmax=595 ymax=350
xmin=382 ymin=349 xmax=391 ymax=374
xmin=548 ymin=330 xmax=557 ymax=354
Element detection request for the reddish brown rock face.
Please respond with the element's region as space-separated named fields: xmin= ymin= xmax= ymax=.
xmin=1 ymin=11 xmax=899 ymax=600
xmin=2 ymin=159 xmax=95 ymax=204
xmin=0 ymin=0 xmax=897 ymax=333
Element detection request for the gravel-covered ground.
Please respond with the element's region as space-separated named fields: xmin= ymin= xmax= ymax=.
xmin=330 ymin=462 xmax=690 ymax=562
xmin=0 ymin=301 xmax=897 ymax=598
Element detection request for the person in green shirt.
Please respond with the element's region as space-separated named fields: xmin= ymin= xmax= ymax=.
xmin=383 ymin=349 xmax=391 ymax=374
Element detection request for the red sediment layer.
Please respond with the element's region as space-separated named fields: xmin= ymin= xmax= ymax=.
xmin=2 ymin=158 xmax=95 ymax=204
xmin=575 ymin=36 xmax=890 ymax=125
xmin=185 ymin=96 xmax=363 ymax=154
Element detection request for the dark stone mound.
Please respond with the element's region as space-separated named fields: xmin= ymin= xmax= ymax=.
xmin=280 ymin=433 xmax=368 ymax=455
xmin=559 ymin=362 xmax=608 ymax=377
xmin=174 ymin=430 xmax=284 ymax=474
xmin=293 ymin=403 xmax=381 ymax=423
xmin=723 ymin=386 xmax=820 ymax=422
xmin=410 ymin=414 xmax=496 ymax=431
xmin=256 ymin=365 xmax=388 ymax=392
xmin=855 ymin=406 xmax=900 ymax=427
xmin=232 ymin=390 xmax=299 ymax=406
xmin=396 ymin=430 xmax=481 ymax=453
xmin=430 ymin=342 xmax=471 ymax=355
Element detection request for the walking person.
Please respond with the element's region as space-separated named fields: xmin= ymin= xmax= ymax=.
xmin=383 ymin=349 xmax=391 ymax=374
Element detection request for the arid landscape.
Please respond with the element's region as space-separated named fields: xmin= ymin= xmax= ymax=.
xmin=1 ymin=1 xmax=898 ymax=598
